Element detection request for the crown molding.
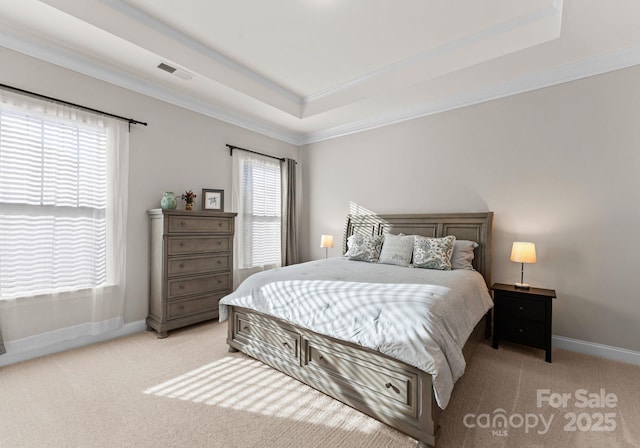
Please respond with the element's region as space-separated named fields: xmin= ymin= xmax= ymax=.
xmin=303 ymin=0 xmax=563 ymax=104
xmin=102 ymin=0 xmax=301 ymax=105
xmin=0 ymin=29 xmax=303 ymax=146
xmin=300 ymin=43 xmax=640 ymax=145
xmin=2 ymin=26 xmax=639 ymax=147
xmin=106 ymin=0 xmax=563 ymax=118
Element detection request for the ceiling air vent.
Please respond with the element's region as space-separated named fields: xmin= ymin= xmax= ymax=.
xmin=157 ymin=62 xmax=193 ymax=80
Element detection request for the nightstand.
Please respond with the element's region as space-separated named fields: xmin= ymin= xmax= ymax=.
xmin=491 ymin=283 xmax=557 ymax=362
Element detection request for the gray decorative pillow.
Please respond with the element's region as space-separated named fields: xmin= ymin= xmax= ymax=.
xmin=413 ymin=235 xmax=456 ymax=270
xmin=378 ymin=234 xmax=414 ymax=267
xmin=451 ymin=240 xmax=478 ymax=270
xmin=345 ymin=234 xmax=383 ymax=263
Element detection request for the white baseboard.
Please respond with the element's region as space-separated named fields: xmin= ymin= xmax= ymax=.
xmin=0 ymin=318 xmax=147 ymax=368
xmin=3 ymin=323 xmax=638 ymax=368
xmin=553 ymin=335 xmax=640 ymax=366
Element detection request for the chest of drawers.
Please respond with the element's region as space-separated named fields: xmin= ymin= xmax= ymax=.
xmin=147 ymin=209 xmax=236 ymax=338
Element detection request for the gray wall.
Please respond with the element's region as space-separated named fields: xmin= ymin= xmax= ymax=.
xmin=301 ymin=65 xmax=640 ymax=352
xmin=0 ymin=47 xmax=299 ymax=341
xmin=2 ymin=44 xmax=638 ymax=354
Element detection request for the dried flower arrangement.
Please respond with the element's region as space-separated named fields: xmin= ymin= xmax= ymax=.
xmin=180 ymin=190 xmax=197 ymax=204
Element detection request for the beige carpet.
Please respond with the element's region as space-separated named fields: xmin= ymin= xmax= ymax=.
xmin=0 ymin=321 xmax=638 ymax=448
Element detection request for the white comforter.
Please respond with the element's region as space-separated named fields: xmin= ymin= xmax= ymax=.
xmin=219 ymin=257 xmax=493 ymax=409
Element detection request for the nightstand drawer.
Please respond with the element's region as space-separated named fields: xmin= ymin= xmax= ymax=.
xmin=499 ymin=296 xmax=545 ymax=321
xmin=502 ymin=319 xmax=545 ymax=349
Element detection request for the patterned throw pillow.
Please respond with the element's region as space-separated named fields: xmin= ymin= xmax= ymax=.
xmin=413 ymin=235 xmax=456 ymax=270
xmin=378 ymin=234 xmax=414 ymax=267
xmin=345 ymin=234 xmax=384 ymax=263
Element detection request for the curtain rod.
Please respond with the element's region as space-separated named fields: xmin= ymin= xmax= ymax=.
xmin=227 ymin=144 xmax=286 ymax=162
xmin=0 ymin=83 xmax=148 ymax=130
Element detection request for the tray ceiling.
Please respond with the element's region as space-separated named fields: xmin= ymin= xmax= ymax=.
xmin=1 ymin=0 xmax=640 ymax=144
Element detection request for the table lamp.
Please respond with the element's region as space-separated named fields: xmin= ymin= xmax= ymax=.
xmin=510 ymin=242 xmax=536 ymax=289
xmin=320 ymin=235 xmax=334 ymax=259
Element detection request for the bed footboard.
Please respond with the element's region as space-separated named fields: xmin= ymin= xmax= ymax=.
xmin=226 ymin=305 xmax=443 ymax=447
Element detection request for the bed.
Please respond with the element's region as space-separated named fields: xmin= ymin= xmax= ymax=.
xmin=220 ymin=212 xmax=493 ymax=448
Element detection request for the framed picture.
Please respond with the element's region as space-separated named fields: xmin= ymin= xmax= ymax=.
xmin=202 ymin=189 xmax=224 ymax=211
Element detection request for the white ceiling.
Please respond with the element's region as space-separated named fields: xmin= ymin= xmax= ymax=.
xmin=1 ymin=0 xmax=640 ymax=145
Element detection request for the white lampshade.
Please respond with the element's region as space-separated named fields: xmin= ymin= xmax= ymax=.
xmin=320 ymin=235 xmax=334 ymax=249
xmin=510 ymin=242 xmax=537 ymax=264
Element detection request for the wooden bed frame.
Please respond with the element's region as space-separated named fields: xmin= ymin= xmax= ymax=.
xmin=225 ymin=212 xmax=493 ymax=447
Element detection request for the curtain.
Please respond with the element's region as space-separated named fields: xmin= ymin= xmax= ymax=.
xmin=0 ymin=89 xmax=129 ymax=349
xmin=281 ymin=158 xmax=299 ymax=266
xmin=232 ymin=151 xmax=281 ymax=288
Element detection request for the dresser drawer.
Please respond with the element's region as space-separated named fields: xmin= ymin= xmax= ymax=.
xmin=306 ymin=341 xmax=416 ymax=413
xmin=167 ymin=294 xmax=223 ymax=320
xmin=168 ymin=272 xmax=231 ymax=299
xmin=167 ymin=254 xmax=231 ymax=277
xmin=167 ymin=236 xmax=231 ymax=255
xmin=168 ymin=216 xmax=232 ymax=233
xmin=502 ymin=319 xmax=545 ymax=349
xmin=498 ymin=296 xmax=545 ymax=321
xmin=234 ymin=312 xmax=300 ymax=362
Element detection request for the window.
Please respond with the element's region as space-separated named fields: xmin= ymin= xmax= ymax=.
xmin=237 ymin=154 xmax=281 ymax=268
xmin=0 ymin=96 xmax=122 ymax=299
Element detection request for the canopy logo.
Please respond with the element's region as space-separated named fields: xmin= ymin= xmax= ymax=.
xmin=463 ymin=409 xmax=553 ymax=436
xmin=463 ymin=388 xmax=618 ymax=437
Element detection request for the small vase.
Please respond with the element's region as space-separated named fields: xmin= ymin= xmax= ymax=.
xmin=160 ymin=192 xmax=177 ymax=210
xmin=185 ymin=202 xmax=194 ymax=211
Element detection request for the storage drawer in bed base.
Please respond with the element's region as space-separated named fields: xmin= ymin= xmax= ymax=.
xmin=226 ymin=306 xmax=440 ymax=447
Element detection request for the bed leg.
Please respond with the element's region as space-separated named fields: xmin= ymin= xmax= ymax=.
xmin=228 ymin=346 xmax=239 ymax=353
xmin=417 ymin=441 xmax=434 ymax=448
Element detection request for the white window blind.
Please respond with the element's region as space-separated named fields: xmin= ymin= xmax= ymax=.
xmin=0 ymin=107 xmax=108 ymax=298
xmin=239 ymin=155 xmax=281 ymax=268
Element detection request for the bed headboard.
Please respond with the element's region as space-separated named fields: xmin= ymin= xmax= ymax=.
xmin=343 ymin=212 xmax=494 ymax=287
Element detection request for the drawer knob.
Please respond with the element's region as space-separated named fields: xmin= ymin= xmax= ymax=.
xmin=385 ymin=382 xmax=400 ymax=394
xmin=241 ymin=326 xmax=250 ymax=332
xmin=282 ymin=342 xmax=290 ymax=349
xmin=217 ymin=260 xmax=222 ymax=264
xmin=179 ymin=284 xmax=185 ymax=290
xmin=180 ymin=221 xmax=186 ymax=226
xmin=318 ymin=354 xmax=324 ymax=361
xmin=179 ymin=264 xmax=184 ymax=269
xmin=519 ymin=306 xmax=524 ymax=311
xmin=518 ymin=328 xmax=524 ymax=334
xmin=179 ymin=242 xmax=184 ymax=247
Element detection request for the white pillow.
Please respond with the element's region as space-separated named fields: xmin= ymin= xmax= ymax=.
xmin=451 ymin=240 xmax=478 ymax=270
xmin=378 ymin=234 xmax=414 ymax=267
